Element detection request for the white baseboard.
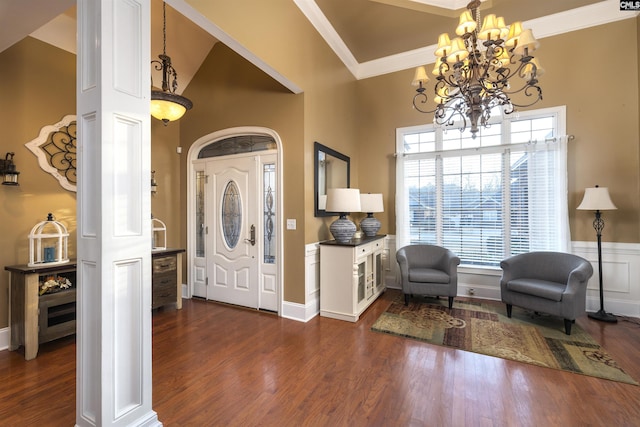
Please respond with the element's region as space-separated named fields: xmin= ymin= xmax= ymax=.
xmin=458 ymin=283 xmax=501 ymax=300
xmin=0 ymin=327 xmax=9 ymax=351
xmin=281 ymin=300 xmax=319 ymax=322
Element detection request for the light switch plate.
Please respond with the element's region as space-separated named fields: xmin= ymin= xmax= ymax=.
xmin=286 ymin=219 xmax=296 ymax=230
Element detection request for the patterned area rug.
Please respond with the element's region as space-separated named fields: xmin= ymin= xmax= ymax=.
xmin=371 ymin=297 xmax=637 ymax=385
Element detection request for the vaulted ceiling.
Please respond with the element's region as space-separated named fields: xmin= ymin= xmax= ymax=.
xmin=0 ymin=0 xmax=633 ymax=90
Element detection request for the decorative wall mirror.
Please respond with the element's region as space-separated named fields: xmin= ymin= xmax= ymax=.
xmin=314 ymin=141 xmax=350 ymax=217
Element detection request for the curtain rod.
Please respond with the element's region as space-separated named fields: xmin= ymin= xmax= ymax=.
xmin=394 ymin=134 xmax=576 ymax=157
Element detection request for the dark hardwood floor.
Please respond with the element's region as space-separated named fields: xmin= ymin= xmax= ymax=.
xmin=1 ymin=289 xmax=639 ymax=426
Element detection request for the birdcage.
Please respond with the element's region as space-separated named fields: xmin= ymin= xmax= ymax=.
xmin=28 ymin=213 xmax=69 ymax=267
xmin=152 ymin=216 xmax=167 ymax=250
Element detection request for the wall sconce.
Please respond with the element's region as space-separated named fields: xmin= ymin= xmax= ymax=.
xmin=0 ymin=152 xmax=20 ymax=185
xmin=151 ymin=170 xmax=158 ymax=194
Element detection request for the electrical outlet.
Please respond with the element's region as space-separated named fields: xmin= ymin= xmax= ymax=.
xmin=467 ymin=288 xmax=475 ymax=296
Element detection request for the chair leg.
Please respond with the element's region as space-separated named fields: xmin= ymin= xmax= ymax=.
xmin=404 ymin=293 xmax=409 ymax=306
xmin=506 ymin=304 xmax=512 ymax=318
xmin=564 ymin=319 xmax=572 ymax=335
xmin=448 ymin=296 xmax=454 ymax=309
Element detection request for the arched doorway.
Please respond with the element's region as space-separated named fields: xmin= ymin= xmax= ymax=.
xmin=186 ymin=127 xmax=283 ymax=313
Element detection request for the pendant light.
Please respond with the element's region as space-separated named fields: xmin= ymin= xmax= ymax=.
xmin=150 ymin=1 xmax=193 ymax=124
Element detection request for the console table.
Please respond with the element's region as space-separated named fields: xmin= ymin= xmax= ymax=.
xmin=152 ymin=248 xmax=185 ymax=310
xmin=5 ymin=260 xmax=77 ymax=361
xmin=5 ymin=249 xmax=184 ymax=360
xmin=320 ymin=235 xmax=385 ymax=322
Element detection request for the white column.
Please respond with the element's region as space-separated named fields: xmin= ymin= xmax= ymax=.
xmin=76 ymin=1 xmax=158 ymax=426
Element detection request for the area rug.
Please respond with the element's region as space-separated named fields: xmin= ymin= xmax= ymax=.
xmin=371 ymin=297 xmax=637 ymax=385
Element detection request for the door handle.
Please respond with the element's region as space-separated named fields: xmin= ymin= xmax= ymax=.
xmin=245 ymin=224 xmax=256 ymax=246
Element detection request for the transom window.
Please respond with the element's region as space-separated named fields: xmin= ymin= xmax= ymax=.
xmin=396 ymin=107 xmax=570 ymax=267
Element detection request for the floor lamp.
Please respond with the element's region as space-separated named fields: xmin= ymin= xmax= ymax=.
xmin=577 ymin=185 xmax=617 ymax=323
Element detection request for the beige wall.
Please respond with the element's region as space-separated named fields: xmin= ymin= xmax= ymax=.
xmin=356 ymin=20 xmax=640 ymax=244
xmin=184 ymin=0 xmax=361 ymax=302
xmin=0 ymin=38 xmax=77 ymax=329
xmin=178 ymin=43 xmax=307 ymax=303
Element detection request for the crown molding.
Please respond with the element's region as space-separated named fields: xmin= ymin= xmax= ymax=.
xmin=293 ymin=0 xmax=360 ymax=76
xmin=297 ymin=0 xmax=640 ymax=81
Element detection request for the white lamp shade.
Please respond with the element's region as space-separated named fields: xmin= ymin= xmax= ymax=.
xmin=411 ymin=66 xmax=429 ymax=86
xmin=513 ymin=28 xmax=539 ymax=55
xmin=446 ymin=37 xmax=469 ymax=63
xmin=456 ymin=10 xmax=476 ymax=36
xmin=360 ymin=193 xmax=384 ymax=213
xmin=577 ymin=186 xmax=617 ymax=211
xmin=326 ymin=188 xmax=361 ymax=213
xmin=434 ymin=33 xmax=452 ymax=58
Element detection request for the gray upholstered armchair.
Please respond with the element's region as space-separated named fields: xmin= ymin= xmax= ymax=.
xmin=396 ymin=245 xmax=460 ymax=308
xmin=500 ymin=251 xmax=594 ymax=335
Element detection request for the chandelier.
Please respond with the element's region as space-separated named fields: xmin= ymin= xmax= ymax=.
xmin=412 ymin=0 xmax=543 ymax=138
xmin=150 ymin=1 xmax=193 ymax=124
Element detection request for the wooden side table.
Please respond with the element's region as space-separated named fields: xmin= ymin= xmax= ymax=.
xmin=151 ymin=248 xmax=185 ymax=310
xmin=6 ymin=249 xmax=184 ymax=360
xmin=5 ymin=260 xmax=77 ymax=360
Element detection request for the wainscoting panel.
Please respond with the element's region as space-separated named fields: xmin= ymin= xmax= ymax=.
xmin=281 ymin=242 xmax=320 ymax=323
xmin=0 ymin=327 xmax=8 ymax=351
xmin=572 ymin=241 xmax=640 ymax=318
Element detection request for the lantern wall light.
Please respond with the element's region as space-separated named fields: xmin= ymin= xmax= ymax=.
xmin=0 ymin=152 xmax=20 ymax=185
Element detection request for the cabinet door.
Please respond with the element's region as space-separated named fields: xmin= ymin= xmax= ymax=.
xmin=357 ymin=259 xmax=366 ymax=306
xmin=374 ymin=251 xmax=384 ymax=293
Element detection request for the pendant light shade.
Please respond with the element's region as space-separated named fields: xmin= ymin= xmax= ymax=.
xmin=150 ymin=84 xmax=192 ymax=123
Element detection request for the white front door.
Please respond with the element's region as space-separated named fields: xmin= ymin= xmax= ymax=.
xmin=198 ymin=152 xmax=279 ymax=311
xmin=207 ymin=155 xmax=259 ymax=308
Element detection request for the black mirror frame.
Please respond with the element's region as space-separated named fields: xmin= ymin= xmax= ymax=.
xmin=314 ymin=142 xmax=350 ymax=217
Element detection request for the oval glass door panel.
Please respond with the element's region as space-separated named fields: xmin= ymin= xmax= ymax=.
xmin=221 ymin=180 xmax=242 ymax=249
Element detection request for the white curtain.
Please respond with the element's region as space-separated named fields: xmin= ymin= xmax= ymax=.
xmin=395 ymin=135 xmax=571 ymax=263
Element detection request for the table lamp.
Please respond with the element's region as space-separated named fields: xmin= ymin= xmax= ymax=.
xmin=359 ymin=193 xmax=384 ymax=237
xmin=326 ymin=188 xmax=361 ymax=243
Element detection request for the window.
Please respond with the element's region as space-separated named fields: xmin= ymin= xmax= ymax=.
xmin=396 ymin=107 xmax=570 ymax=267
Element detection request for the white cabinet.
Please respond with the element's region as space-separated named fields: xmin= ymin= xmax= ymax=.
xmin=320 ymin=235 xmax=385 ymax=322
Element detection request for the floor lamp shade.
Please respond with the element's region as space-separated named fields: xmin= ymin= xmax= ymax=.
xmin=359 ymin=193 xmax=384 ymax=237
xmin=577 ymin=186 xmax=617 ymax=211
xmin=577 ymin=185 xmax=617 ymax=323
xmin=326 ymin=188 xmax=361 ymax=242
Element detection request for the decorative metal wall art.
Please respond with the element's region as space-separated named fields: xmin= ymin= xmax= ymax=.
xmin=25 ymin=115 xmax=77 ymax=192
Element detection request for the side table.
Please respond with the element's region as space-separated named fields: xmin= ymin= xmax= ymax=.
xmin=5 ymin=261 xmax=77 ymax=360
